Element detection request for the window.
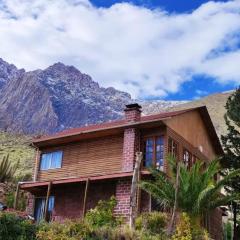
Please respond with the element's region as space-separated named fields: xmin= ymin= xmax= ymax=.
xmin=183 ymin=149 xmax=192 ymax=169
xmin=40 ymin=151 xmax=63 ymax=170
xmin=143 ymin=136 xmax=164 ymax=170
xmin=168 ymin=138 xmax=178 ymax=158
xmin=34 ymin=196 xmax=55 ymax=222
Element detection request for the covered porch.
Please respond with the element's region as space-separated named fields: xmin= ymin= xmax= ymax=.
xmin=18 ymin=171 xmax=151 ymax=222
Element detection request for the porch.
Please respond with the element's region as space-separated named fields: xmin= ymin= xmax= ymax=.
xmin=19 ymin=171 xmax=151 ymax=222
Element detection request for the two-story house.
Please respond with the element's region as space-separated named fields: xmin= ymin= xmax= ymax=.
xmin=20 ymin=103 xmax=223 ymax=239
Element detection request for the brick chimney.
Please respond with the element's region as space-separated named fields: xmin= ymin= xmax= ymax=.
xmin=124 ymin=103 xmax=142 ymax=122
xmin=115 ymin=103 xmax=142 ymax=219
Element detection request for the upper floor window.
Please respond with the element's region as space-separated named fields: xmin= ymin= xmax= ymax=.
xmin=168 ymin=138 xmax=178 ymax=158
xmin=183 ymin=148 xmax=192 ymax=169
xmin=40 ymin=151 xmax=63 ymax=170
xmin=143 ymin=136 xmax=164 ymax=170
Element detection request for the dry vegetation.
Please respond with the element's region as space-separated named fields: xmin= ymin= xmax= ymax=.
xmin=0 ymin=131 xmax=35 ymax=179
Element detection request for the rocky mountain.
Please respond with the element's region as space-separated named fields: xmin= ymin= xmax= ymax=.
xmin=0 ymin=58 xmax=231 ymax=137
xmin=0 ymin=59 xmax=134 ymax=134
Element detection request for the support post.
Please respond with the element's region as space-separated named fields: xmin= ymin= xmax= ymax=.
xmin=82 ymin=178 xmax=90 ymax=217
xmin=136 ymin=168 xmax=142 ymax=214
xmin=44 ymin=181 xmax=52 ymax=221
xmin=13 ymin=182 xmax=20 ymax=210
xmin=129 ymin=151 xmax=143 ymax=230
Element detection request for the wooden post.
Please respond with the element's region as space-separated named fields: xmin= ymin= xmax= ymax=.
xmin=33 ymin=149 xmax=40 ymax=182
xmin=129 ymin=151 xmax=143 ymax=230
xmin=44 ymin=181 xmax=52 ymax=221
xmin=168 ymin=161 xmax=180 ymax=236
xmin=136 ymin=168 xmax=142 ymax=214
xmin=82 ymin=178 xmax=90 ymax=217
xmin=13 ymin=182 xmax=20 ymax=210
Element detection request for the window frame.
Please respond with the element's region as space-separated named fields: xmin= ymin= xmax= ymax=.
xmin=39 ymin=150 xmax=63 ymax=171
xmin=168 ymin=137 xmax=179 ymax=159
xmin=183 ymin=148 xmax=192 ymax=169
xmin=143 ymin=135 xmax=165 ymax=170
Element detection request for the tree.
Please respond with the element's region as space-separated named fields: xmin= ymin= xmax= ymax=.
xmin=220 ymin=87 xmax=240 ymax=239
xmin=140 ymin=156 xmax=240 ymax=233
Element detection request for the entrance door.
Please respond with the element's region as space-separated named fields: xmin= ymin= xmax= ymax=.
xmin=34 ymin=196 xmax=55 ymax=222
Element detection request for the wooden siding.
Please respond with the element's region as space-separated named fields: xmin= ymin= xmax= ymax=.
xmin=36 ymin=135 xmax=123 ymax=181
xmin=164 ymin=110 xmax=217 ymax=160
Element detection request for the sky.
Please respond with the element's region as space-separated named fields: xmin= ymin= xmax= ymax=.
xmin=0 ymin=0 xmax=240 ymax=100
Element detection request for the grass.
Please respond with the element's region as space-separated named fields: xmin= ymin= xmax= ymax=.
xmin=0 ymin=131 xmax=35 ymax=180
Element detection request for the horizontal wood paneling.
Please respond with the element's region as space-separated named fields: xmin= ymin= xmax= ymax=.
xmin=37 ymin=135 xmax=123 ymax=181
xmin=164 ymin=111 xmax=216 ymax=160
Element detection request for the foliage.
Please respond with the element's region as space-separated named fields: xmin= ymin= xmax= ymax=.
xmin=5 ymin=187 xmax=27 ymax=210
xmin=220 ymin=87 xmax=240 ymax=232
xmin=223 ymin=221 xmax=233 ymax=240
xmin=135 ymin=211 xmax=167 ymax=236
xmin=191 ymin=226 xmax=210 ymax=240
xmin=85 ymin=196 xmax=121 ymax=228
xmin=37 ymin=220 xmax=93 ymax=240
xmin=0 ymin=212 xmax=36 ymax=240
xmin=172 ymin=213 xmax=192 ymax=240
xmin=0 ymin=131 xmax=35 ymax=180
xmin=0 ymin=155 xmax=18 ymax=183
xmin=140 ymin=156 xmax=240 ymax=226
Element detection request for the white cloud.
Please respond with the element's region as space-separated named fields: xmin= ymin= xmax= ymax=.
xmin=0 ymin=0 xmax=240 ymax=98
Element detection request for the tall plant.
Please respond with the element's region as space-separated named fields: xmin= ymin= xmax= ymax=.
xmin=220 ymin=87 xmax=240 ymax=239
xmin=140 ymin=156 xmax=240 ymax=231
xmin=0 ymin=155 xmax=18 ymax=183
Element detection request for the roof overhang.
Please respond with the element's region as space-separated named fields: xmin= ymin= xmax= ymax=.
xmin=33 ymin=119 xmax=167 ymax=148
xmin=20 ymin=170 xmax=151 ymax=192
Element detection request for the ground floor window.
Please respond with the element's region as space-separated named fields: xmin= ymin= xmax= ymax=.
xmin=34 ymin=196 xmax=55 ymax=222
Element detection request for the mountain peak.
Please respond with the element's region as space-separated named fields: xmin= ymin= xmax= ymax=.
xmin=0 ymin=59 xmax=132 ymax=134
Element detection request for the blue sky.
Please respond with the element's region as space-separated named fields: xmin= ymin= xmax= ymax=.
xmin=92 ymin=0 xmax=227 ymax=12
xmin=0 ymin=0 xmax=240 ymax=101
xmin=91 ymin=0 xmax=237 ymax=100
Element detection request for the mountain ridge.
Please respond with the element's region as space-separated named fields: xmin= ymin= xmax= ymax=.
xmin=0 ymin=58 xmax=230 ymax=137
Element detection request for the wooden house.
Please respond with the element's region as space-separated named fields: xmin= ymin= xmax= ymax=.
xmin=20 ymin=103 xmax=224 ymax=239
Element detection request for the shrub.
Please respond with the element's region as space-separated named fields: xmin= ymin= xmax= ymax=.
xmin=0 ymin=212 xmax=36 ymax=240
xmin=135 ymin=211 xmax=167 ymax=236
xmin=85 ymin=196 xmax=121 ymax=228
xmin=191 ymin=226 xmax=210 ymax=240
xmin=223 ymin=221 xmax=233 ymax=240
xmin=172 ymin=212 xmax=192 ymax=240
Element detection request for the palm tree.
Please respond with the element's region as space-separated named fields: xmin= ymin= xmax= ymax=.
xmin=140 ymin=156 xmax=240 ymax=229
xmin=0 ymin=155 xmax=18 ymax=183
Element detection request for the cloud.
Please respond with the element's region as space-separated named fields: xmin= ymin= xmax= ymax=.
xmin=0 ymin=0 xmax=240 ymax=98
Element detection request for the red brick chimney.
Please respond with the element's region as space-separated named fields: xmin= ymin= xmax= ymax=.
xmin=124 ymin=103 xmax=142 ymax=122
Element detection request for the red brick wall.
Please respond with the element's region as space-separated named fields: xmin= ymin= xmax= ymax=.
xmin=114 ymin=179 xmax=131 ymax=220
xmin=124 ymin=109 xmax=141 ymax=122
xmin=26 ymin=193 xmax=34 ymax=216
xmin=122 ymin=128 xmax=140 ymax=172
xmin=52 ymin=181 xmax=116 ymax=221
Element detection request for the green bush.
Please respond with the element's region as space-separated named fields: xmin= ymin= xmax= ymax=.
xmin=0 ymin=212 xmax=36 ymax=240
xmin=135 ymin=211 xmax=167 ymax=236
xmin=223 ymin=221 xmax=233 ymax=240
xmin=37 ymin=220 xmax=93 ymax=240
xmin=85 ymin=196 xmax=121 ymax=228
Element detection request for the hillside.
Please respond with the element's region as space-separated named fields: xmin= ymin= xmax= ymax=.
xmin=0 ymin=132 xmax=34 ymax=179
